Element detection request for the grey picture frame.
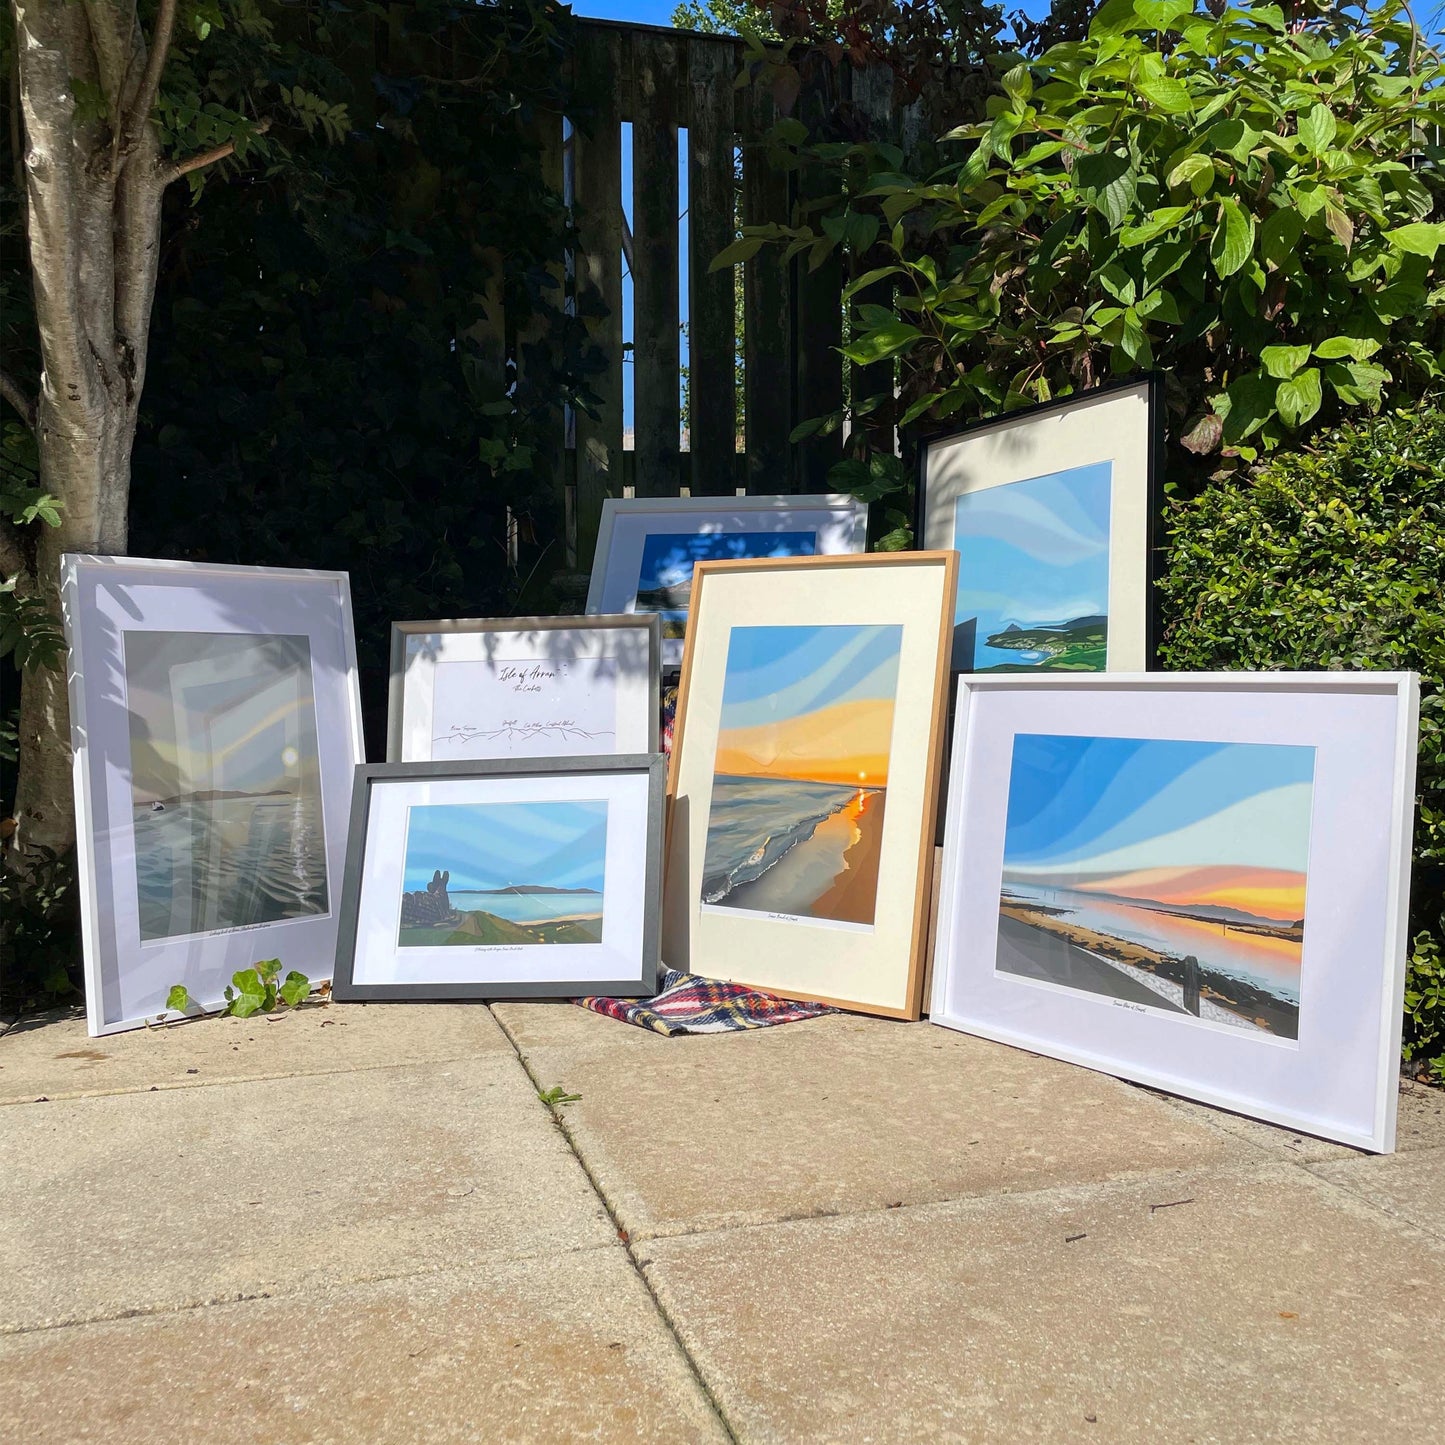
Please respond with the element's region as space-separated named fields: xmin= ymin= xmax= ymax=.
xmin=332 ymin=753 xmax=666 ymax=1001
xmin=386 ymin=613 xmax=662 ymax=762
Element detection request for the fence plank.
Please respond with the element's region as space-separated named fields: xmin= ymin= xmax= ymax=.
xmin=573 ymin=27 xmax=625 ymax=569
xmin=687 ymin=39 xmax=740 ymax=496
xmin=742 ymin=82 xmax=793 ymax=493
xmin=631 ymin=32 xmax=682 ymax=498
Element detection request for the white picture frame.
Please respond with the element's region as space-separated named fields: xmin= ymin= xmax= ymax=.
xmin=917 ymin=376 xmax=1162 ymax=672
xmin=929 ymin=672 xmax=1420 ymax=1152
xmin=585 ymin=494 xmax=870 ymax=667
xmin=61 ymin=555 xmax=365 ymax=1036
xmin=387 ymin=614 xmax=661 ymax=762
xmin=333 ymin=755 xmax=665 ymax=1000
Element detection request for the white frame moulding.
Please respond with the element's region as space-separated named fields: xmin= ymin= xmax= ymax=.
xmin=928 ymin=671 xmax=1420 ymax=1153
xmin=62 ymin=554 xmax=365 ymax=1036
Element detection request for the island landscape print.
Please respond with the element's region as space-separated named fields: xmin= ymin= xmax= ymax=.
xmin=398 ymin=799 xmax=608 ymax=946
xmin=701 ymin=623 xmax=901 ymax=928
xmin=125 ymin=631 xmax=328 ymax=941
xmin=996 ymin=733 xmax=1316 ymax=1040
xmin=634 ymin=530 xmax=815 ymax=638
xmin=952 ymin=462 xmax=1112 ymax=671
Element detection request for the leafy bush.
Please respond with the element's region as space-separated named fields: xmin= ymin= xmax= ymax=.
xmin=0 ymin=845 xmax=81 ymax=1014
xmin=1158 ymin=402 xmax=1445 ymax=1081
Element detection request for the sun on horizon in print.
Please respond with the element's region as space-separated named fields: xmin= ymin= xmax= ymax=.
xmin=953 ymin=462 xmax=1111 ymax=672
xmin=398 ymin=799 xmax=608 ymax=947
xmin=634 ymin=530 xmax=816 ymax=638
xmin=996 ymin=734 xmax=1316 ymax=1041
xmin=701 ymin=623 xmax=901 ymax=929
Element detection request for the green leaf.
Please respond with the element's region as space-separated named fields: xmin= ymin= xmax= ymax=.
xmin=1221 ymin=371 xmax=1278 ymax=444
xmin=1385 ymin=223 xmax=1445 ymax=259
xmin=279 ymin=971 xmax=311 ymax=1008
xmin=1314 ymin=336 xmax=1380 ymax=362
xmin=166 ymin=985 xmax=193 ymax=1013
xmin=1166 ymin=153 xmax=1214 ymax=197
xmin=1261 ymin=209 xmax=1304 ymax=269
xmin=1276 ymin=368 xmax=1323 ymax=430
xmin=229 ymin=968 xmax=267 ymax=1019
xmin=1210 ymin=198 xmax=1254 ymax=278
xmin=708 ymin=235 xmax=765 ymax=271
xmin=1120 ymin=205 xmax=1192 ymax=248
xmin=1075 ymin=150 xmax=1137 ymax=230
xmin=841 ymin=266 xmax=903 ymax=301
xmin=1297 ymin=103 xmax=1336 ymax=156
xmin=840 ymin=321 xmax=922 ymax=365
xmin=1134 ymin=0 xmax=1196 ymax=25
xmin=1136 ymin=76 xmax=1193 ymax=115
xmin=1260 ymin=344 xmax=1311 ymax=380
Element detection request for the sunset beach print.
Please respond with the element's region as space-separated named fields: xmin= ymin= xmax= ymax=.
xmin=952 ymin=463 xmax=1111 ymax=672
xmin=997 ymin=734 xmax=1315 ymax=1040
xmin=701 ymin=624 xmax=901 ymax=928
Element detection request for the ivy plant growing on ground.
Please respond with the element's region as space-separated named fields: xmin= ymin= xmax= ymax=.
xmin=728 ymin=0 xmax=1444 ymax=490
xmin=166 ymin=961 xmax=312 ymax=1021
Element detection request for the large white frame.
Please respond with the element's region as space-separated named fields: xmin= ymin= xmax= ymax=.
xmin=62 ymin=555 xmax=364 ymax=1035
xmin=929 ymin=673 xmax=1420 ymax=1152
xmin=585 ymin=495 xmax=869 ymax=667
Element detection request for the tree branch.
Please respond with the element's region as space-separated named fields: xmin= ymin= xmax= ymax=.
xmin=161 ymin=117 xmax=271 ymax=186
xmin=116 ymin=0 xmax=177 ymax=159
xmin=0 ymin=371 xmax=37 ymax=431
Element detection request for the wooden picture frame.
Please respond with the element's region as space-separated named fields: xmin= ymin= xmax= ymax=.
xmin=333 ymin=754 xmax=665 ymax=1001
xmin=929 ymin=672 xmax=1421 ymax=1152
xmin=585 ymin=494 xmax=870 ymax=667
xmin=916 ymin=375 xmax=1165 ymax=673
xmin=386 ymin=614 xmax=661 ymax=762
xmin=60 ymin=554 xmax=365 ymax=1035
xmin=662 ymin=551 xmax=957 ymax=1019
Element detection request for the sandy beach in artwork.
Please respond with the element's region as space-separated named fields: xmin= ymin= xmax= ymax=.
xmin=702 ymin=623 xmax=902 ymax=928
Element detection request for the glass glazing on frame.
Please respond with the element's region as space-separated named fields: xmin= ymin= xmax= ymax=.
xmin=124 ymin=631 xmax=328 ymax=941
xmin=702 ymin=623 xmax=902 ymax=930
xmin=997 ymin=733 xmax=1315 ymax=1041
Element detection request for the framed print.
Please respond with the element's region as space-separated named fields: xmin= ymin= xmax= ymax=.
xmin=387 ymin=614 xmax=660 ymax=762
xmin=663 ymin=552 xmax=957 ymax=1019
xmin=917 ymin=375 xmax=1164 ymax=672
xmin=585 ymin=495 xmax=869 ymax=666
xmin=929 ymin=673 xmax=1420 ymax=1152
xmin=61 ymin=555 xmax=364 ymax=1036
xmin=333 ymin=755 xmax=664 ymax=1000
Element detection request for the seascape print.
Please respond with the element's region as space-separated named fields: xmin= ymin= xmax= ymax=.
xmin=398 ymin=800 xmax=608 ymax=946
xmin=997 ymin=734 xmax=1315 ymax=1041
xmin=126 ymin=631 xmax=328 ymax=942
xmin=952 ymin=463 xmax=1111 ymax=671
xmin=634 ymin=530 xmax=816 ymax=638
xmin=702 ymin=624 xmax=901 ymax=928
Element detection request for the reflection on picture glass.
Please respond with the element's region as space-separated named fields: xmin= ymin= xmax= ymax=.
xmin=997 ymin=733 xmax=1315 ymax=1041
xmin=702 ymin=623 xmax=902 ymax=930
xmin=125 ymin=631 xmax=328 ymax=941
xmin=397 ymin=800 xmax=609 ymax=947
xmin=952 ymin=462 xmax=1112 ymax=671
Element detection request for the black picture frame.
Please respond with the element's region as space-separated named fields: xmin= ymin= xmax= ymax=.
xmin=333 ymin=754 xmax=666 ymax=1001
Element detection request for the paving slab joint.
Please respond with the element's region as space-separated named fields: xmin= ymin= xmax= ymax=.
xmin=488 ymin=1005 xmax=741 ymax=1444
xmin=1298 ymin=1156 xmax=1445 ymax=1244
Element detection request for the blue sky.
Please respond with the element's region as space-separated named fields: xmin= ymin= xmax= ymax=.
xmin=720 ymin=623 xmax=901 ymax=728
xmin=1003 ymin=735 xmax=1316 ymax=874
xmin=403 ymin=800 xmax=609 ymax=893
xmin=638 ymin=530 xmax=815 ymax=595
xmin=954 ymin=462 xmax=1112 ymax=666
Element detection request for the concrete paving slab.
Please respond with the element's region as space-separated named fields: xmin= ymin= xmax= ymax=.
xmin=642 ymin=1163 xmax=1445 ymax=1443
xmin=492 ymin=1000 xmax=672 ymax=1060
xmin=0 ymin=1057 xmax=613 ymax=1331
xmin=1309 ymin=1148 xmax=1445 ymax=1242
xmin=536 ymin=1014 xmax=1256 ymax=1241
xmin=0 ymin=1250 xmax=727 ymax=1445
xmin=0 ymin=1002 xmax=507 ymax=1105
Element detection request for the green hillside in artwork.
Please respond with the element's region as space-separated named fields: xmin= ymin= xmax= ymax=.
xmin=979 ymin=615 xmax=1108 ymax=672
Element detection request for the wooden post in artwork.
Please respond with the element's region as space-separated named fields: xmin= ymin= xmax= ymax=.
xmin=1182 ymin=955 xmax=1201 ymax=1016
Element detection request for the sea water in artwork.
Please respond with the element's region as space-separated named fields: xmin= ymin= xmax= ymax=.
xmin=996 ymin=734 xmax=1315 ymax=1041
xmin=701 ymin=624 xmax=901 ymax=929
xmin=397 ymin=800 xmax=608 ymax=946
xmin=125 ymin=631 xmax=329 ymax=941
xmin=634 ymin=530 xmax=816 ymax=638
xmin=952 ymin=462 xmax=1111 ymax=671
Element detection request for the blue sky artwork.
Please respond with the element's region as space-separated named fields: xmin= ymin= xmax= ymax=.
xmin=402 ymin=800 xmax=608 ymax=894
xmin=635 ymin=530 xmax=815 ymax=615
xmin=1003 ymin=734 xmax=1316 ymax=883
xmin=718 ymin=624 xmax=901 ymax=732
xmin=953 ymin=462 xmax=1112 ymax=670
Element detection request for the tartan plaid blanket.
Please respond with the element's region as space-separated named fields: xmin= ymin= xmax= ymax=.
xmin=577 ymin=967 xmax=837 ymax=1036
